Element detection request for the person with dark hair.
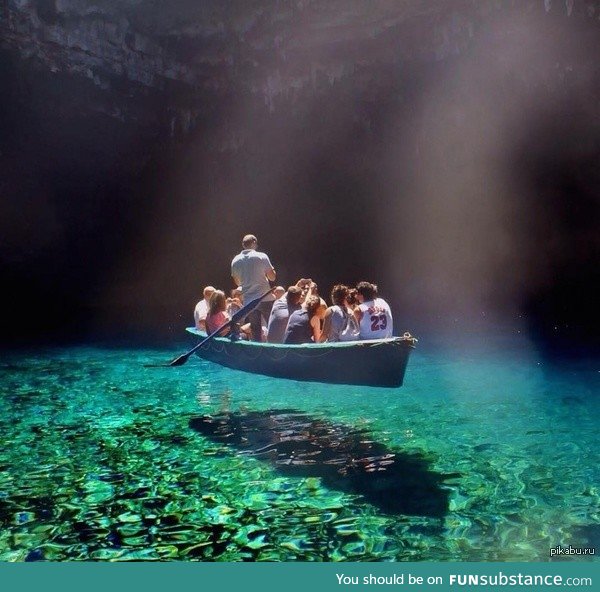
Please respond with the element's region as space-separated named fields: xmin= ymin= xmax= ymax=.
xmin=283 ymin=295 xmax=327 ymax=344
xmin=320 ymin=284 xmax=359 ymax=342
xmin=266 ymin=285 xmax=303 ymax=343
xmin=231 ymin=234 xmax=276 ymax=341
xmin=267 ymin=279 xmax=316 ymax=343
xmin=354 ymin=281 xmax=393 ymax=340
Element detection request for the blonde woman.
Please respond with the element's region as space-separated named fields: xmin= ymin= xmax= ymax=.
xmin=205 ymin=290 xmax=231 ymax=337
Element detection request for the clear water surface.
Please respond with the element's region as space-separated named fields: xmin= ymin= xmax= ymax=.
xmin=1 ymin=331 xmax=598 ymax=561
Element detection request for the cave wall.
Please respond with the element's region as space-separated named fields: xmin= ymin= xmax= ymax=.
xmin=1 ymin=0 xmax=599 ymax=343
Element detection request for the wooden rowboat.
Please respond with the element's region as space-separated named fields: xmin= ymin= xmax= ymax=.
xmin=185 ymin=328 xmax=416 ymax=387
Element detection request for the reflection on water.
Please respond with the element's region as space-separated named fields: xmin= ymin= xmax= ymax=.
xmin=190 ymin=410 xmax=452 ymax=518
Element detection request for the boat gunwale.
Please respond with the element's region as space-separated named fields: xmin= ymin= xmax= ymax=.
xmin=185 ymin=327 xmax=415 ymax=349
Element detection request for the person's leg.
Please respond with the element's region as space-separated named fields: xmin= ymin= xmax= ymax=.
xmin=258 ymin=301 xmax=274 ymax=342
xmin=240 ymin=323 xmax=252 ymax=340
xmin=258 ymin=301 xmax=274 ymax=323
xmin=247 ymin=309 xmax=263 ymax=341
xmin=246 ymin=301 xmax=275 ymax=341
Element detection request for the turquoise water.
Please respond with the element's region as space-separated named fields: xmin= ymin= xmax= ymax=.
xmin=1 ymin=332 xmax=598 ymax=562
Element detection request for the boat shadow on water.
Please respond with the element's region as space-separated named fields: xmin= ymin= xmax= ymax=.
xmin=189 ymin=409 xmax=454 ymax=519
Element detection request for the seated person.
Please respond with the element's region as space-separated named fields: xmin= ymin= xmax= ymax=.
xmin=283 ymin=295 xmax=327 ymax=344
xmin=205 ymin=290 xmax=231 ymax=337
xmin=194 ymin=285 xmax=215 ymax=330
xmin=299 ymin=279 xmax=317 ymax=303
xmin=226 ymin=287 xmax=243 ymax=317
xmin=320 ymin=284 xmax=360 ymax=342
xmin=272 ymin=285 xmax=286 ymax=300
xmin=340 ymin=288 xmax=361 ymax=341
xmin=267 ymin=285 xmax=303 ymax=343
xmin=354 ymin=281 xmax=393 ymax=340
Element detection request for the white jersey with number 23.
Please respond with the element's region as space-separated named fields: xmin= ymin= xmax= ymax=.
xmin=358 ymin=298 xmax=394 ymax=340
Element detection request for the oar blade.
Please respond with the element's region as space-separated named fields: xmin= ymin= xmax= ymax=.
xmin=169 ymin=353 xmax=190 ymax=367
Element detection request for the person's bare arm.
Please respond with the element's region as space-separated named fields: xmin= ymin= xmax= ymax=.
xmin=217 ymin=312 xmax=232 ymax=337
xmin=354 ymin=306 xmax=363 ymax=325
xmin=266 ymin=266 xmax=276 ymax=282
xmin=310 ymin=316 xmax=321 ymax=343
xmin=301 ymin=282 xmax=317 ymax=303
xmin=319 ymin=308 xmax=332 ymax=342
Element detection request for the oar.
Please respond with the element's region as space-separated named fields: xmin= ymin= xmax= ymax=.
xmin=160 ymin=288 xmax=274 ymax=367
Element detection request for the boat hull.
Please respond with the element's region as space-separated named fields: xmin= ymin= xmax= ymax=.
xmin=186 ymin=328 xmax=415 ymax=387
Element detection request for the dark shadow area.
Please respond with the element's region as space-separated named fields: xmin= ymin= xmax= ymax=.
xmin=1 ymin=3 xmax=598 ymax=358
xmin=511 ymin=112 xmax=600 ymax=357
xmin=189 ymin=409 xmax=452 ymax=518
xmin=570 ymin=524 xmax=600 ymax=550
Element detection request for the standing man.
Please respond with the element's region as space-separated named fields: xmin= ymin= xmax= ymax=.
xmin=231 ymin=234 xmax=276 ymax=341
